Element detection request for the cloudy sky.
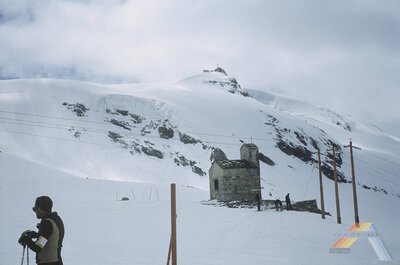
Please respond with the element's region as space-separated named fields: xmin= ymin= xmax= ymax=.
xmin=1 ymin=0 xmax=399 ymax=136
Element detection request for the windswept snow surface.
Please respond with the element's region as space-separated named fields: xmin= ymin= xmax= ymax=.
xmin=1 ymin=72 xmax=400 ymax=264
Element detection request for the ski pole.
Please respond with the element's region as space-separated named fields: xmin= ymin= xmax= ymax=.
xmin=20 ymin=245 xmax=25 ymax=265
xmin=26 ymin=246 xmax=29 ymax=265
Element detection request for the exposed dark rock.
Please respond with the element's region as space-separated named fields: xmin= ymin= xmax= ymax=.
xmin=141 ymin=121 xmax=160 ymax=136
xmin=258 ymin=152 xmax=275 ymax=166
xmin=129 ymin=113 xmax=144 ymax=124
xmin=68 ymin=127 xmax=82 ymax=138
xmin=276 ymin=140 xmax=316 ymax=164
xmin=174 ymin=154 xmax=190 ymax=166
xmin=336 ymin=121 xmax=352 ymax=132
xmin=359 ymin=184 xmax=393 ymax=197
xmin=291 ymin=200 xmax=332 ymax=215
xmin=116 ymin=109 xmax=129 ymax=116
xmin=294 ymin=131 xmax=307 ymax=146
xmin=325 ymin=140 xmax=343 ymax=166
xmin=144 ymin=141 xmax=153 ymax=146
xmin=108 ymin=131 xmax=123 ymax=143
xmin=261 ymin=112 xmax=279 ymax=125
xmin=106 ymin=108 xmax=144 ymax=124
xmin=210 ymin=148 xmax=228 ymax=162
xmin=310 ymin=137 xmax=319 ymax=150
xmin=202 ymin=199 xmax=330 ymax=215
xmin=141 ymin=145 xmax=163 ymax=159
xmin=321 ymin=163 xmax=347 ymax=183
xmin=192 ymin=165 xmax=206 ymax=176
xmin=173 ymin=152 xmax=206 ymax=176
xmin=203 ymin=66 xmax=228 ymax=76
xmin=179 ymin=132 xmax=200 ymax=144
xmin=64 ymin=102 xmax=89 ymax=117
xmin=203 ymin=67 xmax=249 ymax=97
xmin=158 ymin=126 xmax=174 ymax=139
xmin=109 ymin=119 xmax=131 ymax=131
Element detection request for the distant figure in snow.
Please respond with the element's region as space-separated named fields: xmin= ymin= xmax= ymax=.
xmin=274 ymin=199 xmax=283 ymax=211
xmin=285 ymin=193 xmax=292 ymax=210
xmin=18 ymin=196 xmax=65 ymax=265
xmin=255 ymin=192 xmax=262 ymax=211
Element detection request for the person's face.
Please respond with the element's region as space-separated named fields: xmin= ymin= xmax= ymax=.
xmin=32 ymin=206 xmax=46 ymax=219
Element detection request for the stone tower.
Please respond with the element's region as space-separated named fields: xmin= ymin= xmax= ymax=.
xmin=240 ymin=143 xmax=259 ymax=167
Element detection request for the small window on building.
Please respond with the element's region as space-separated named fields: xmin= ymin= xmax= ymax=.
xmin=214 ymin=179 xmax=219 ymax=191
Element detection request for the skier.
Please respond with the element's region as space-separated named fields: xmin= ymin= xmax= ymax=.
xmin=255 ymin=192 xmax=261 ymax=211
xmin=18 ymin=196 xmax=65 ymax=265
xmin=285 ymin=193 xmax=292 ymax=210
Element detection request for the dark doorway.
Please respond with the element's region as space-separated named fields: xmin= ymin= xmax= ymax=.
xmin=214 ymin=179 xmax=219 ymax=190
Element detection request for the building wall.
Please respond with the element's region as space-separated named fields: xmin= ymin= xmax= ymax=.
xmin=209 ymin=164 xmax=261 ymax=201
xmin=209 ymin=163 xmax=224 ymax=200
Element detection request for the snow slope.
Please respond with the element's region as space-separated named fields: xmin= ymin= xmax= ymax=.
xmin=1 ymin=70 xmax=399 ymax=264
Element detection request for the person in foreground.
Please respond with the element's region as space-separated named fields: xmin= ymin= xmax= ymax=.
xmin=18 ymin=196 xmax=65 ymax=265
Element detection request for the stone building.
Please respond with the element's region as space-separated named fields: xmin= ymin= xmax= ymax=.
xmin=209 ymin=143 xmax=261 ymax=201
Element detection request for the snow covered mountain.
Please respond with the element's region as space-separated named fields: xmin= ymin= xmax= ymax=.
xmin=1 ymin=68 xmax=399 ymax=264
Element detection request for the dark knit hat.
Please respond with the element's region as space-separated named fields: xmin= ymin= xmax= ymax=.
xmin=33 ymin=196 xmax=53 ymax=212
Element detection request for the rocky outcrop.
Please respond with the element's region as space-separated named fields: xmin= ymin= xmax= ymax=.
xmin=202 ymin=199 xmax=330 ymax=215
xmin=173 ymin=152 xmax=206 ymax=176
xmin=108 ymin=119 xmax=131 ymax=131
xmin=63 ymin=102 xmax=89 ymax=117
xmin=258 ymin=152 xmax=275 ymax=166
xmin=210 ymin=147 xmax=228 ymax=162
xmin=141 ymin=145 xmax=164 ymax=159
xmin=158 ymin=126 xmax=174 ymax=139
xmin=179 ymin=132 xmax=200 ymax=144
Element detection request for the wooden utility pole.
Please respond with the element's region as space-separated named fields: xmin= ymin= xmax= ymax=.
xmin=313 ymin=148 xmax=326 ymax=219
xmin=167 ymin=183 xmax=177 ymax=265
xmin=317 ymin=149 xmax=325 ymax=219
xmin=344 ymin=140 xmax=361 ymax=224
xmin=331 ymin=145 xmax=341 ymax=224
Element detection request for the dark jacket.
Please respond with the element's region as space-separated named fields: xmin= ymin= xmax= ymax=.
xmin=26 ymin=212 xmax=64 ymax=265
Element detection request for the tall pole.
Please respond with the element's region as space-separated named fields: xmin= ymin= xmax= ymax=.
xmin=348 ymin=141 xmax=360 ymax=224
xmin=332 ymin=145 xmax=341 ymax=224
xmin=171 ymin=184 xmax=177 ymax=265
xmin=318 ymin=149 xmax=325 ymax=219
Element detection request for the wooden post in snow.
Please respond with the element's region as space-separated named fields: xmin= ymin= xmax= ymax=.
xmin=312 ymin=149 xmax=326 ymax=220
xmin=317 ymin=149 xmax=325 ymax=219
xmin=167 ymin=183 xmax=177 ymax=265
xmin=332 ymin=145 xmax=341 ymax=224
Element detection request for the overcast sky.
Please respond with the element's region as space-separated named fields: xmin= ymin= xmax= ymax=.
xmin=1 ymin=0 xmax=399 ymax=136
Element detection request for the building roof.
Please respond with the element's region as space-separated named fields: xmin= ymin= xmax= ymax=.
xmin=240 ymin=143 xmax=258 ymax=149
xmin=216 ymin=159 xmax=258 ymax=169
